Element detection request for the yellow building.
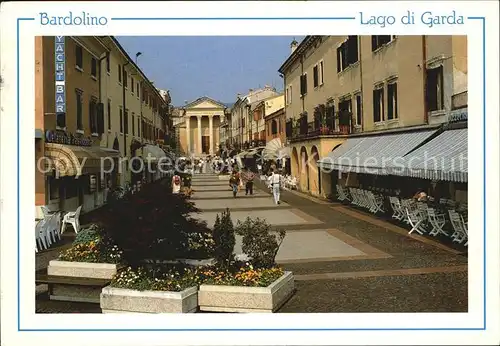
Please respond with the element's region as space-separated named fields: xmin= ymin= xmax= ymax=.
xmin=35 ymin=36 xmax=119 ymax=217
xmin=98 ymin=37 xmax=170 ymax=186
xmin=279 ymin=35 xmax=467 ymax=198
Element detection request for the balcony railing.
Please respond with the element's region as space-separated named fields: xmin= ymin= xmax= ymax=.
xmin=287 ymin=112 xmax=353 ymax=141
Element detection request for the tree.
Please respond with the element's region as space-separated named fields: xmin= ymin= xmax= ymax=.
xmin=212 ymin=208 xmax=235 ymax=268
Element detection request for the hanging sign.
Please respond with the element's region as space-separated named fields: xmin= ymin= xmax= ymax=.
xmin=55 ymin=36 xmax=66 ymax=121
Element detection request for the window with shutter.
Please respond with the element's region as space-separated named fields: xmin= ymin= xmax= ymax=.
xmin=97 ymin=102 xmax=104 ymax=134
xmin=313 ymin=65 xmax=319 ymax=87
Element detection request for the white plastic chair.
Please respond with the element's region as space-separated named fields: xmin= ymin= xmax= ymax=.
xmin=47 ymin=211 xmax=62 ymax=243
xmin=448 ymin=210 xmax=467 ymax=244
xmin=461 ymin=215 xmax=468 ymax=246
xmin=35 ymin=218 xmax=50 ymax=251
xmin=389 ymin=197 xmax=404 ymax=220
xmin=61 ymin=205 xmax=82 ymax=235
xmin=405 ymin=207 xmax=425 ymax=235
xmin=427 ymin=208 xmax=447 ymax=237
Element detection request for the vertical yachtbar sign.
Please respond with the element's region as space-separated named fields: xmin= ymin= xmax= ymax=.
xmin=55 ymin=36 xmax=66 ymax=129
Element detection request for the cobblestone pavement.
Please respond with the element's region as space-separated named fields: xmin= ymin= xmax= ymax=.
xmin=36 ymin=173 xmax=467 ymax=313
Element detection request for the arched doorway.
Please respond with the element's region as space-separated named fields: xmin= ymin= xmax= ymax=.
xmin=300 ymin=146 xmax=309 ymax=192
xmin=310 ymin=145 xmax=320 ymax=195
xmin=291 ymin=147 xmax=299 ymax=178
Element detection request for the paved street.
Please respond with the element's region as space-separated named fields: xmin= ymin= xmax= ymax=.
xmin=36 ymin=173 xmax=468 ymax=313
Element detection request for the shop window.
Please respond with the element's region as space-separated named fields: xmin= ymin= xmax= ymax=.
xmin=373 ymin=87 xmax=384 ymax=122
xmin=48 ymin=177 xmax=59 ymax=201
xmin=337 ymin=36 xmax=359 ymax=73
xmin=426 ymin=65 xmax=444 ymax=112
xmin=65 ymin=178 xmax=78 ymax=199
xmin=76 ymin=89 xmax=83 ymax=131
xmin=91 ymin=58 xmax=97 ymax=78
xmin=387 ymin=82 xmax=398 ymax=120
xmin=75 ymin=45 xmax=83 ymax=69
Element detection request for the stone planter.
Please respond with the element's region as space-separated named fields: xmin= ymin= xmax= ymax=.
xmin=46 ymin=260 xmax=124 ymax=303
xmin=198 ymin=271 xmax=295 ymax=313
xmin=48 ymin=260 xmax=124 ymax=279
xmin=142 ymin=258 xmax=216 ymax=267
xmin=100 ymin=286 xmax=198 ymax=313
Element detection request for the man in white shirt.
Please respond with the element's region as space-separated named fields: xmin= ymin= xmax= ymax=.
xmin=268 ymin=168 xmax=281 ymax=205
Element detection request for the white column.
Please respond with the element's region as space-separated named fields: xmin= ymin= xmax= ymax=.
xmin=186 ymin=116 xmax=191 ymax=155
xmin=197 ymin=116 xmax=202 ymax=155
xmin=209 ymin=115 xmax=214 ymax=155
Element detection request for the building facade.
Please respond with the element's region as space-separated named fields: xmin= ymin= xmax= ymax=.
xmin=230 ymin=86 xmax=279 ymax=148
xmin=219 ymin=107 xmax=232 ymax=152
xmin=99 ymin=36 xmax=170 ymax=186
xmin=35 ymin=36 xmax=116 ymax=217
xmin=35 ymin=35 xmax=171 ymax=219
xmin=263 ymin=94 xmax=286 ymax=144
xmin=177 ymin=97 xmax=225 ymax=156
xmin=279 ymin=35 xmax=467 ymax=197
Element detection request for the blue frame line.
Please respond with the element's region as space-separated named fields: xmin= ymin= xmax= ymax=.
xmin=19 ymin=16 xmax=486 ymax=332
xmin=111 ymin=17 xmax=357 ymax=21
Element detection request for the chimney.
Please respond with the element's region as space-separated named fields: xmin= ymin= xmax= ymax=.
xmin=290 ymin=39 xmax=298 ymax=54
xmin=237 ymin=93 xmax=241 ymax=98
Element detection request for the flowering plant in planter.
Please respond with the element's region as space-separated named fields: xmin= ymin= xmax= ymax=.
xmin=58 ymin=224 xmax=124 ymax=264
xmin=110 ymin=265 xmax=200 ymax=292
xmin=200 ymin=263 xmax=284 ymax=287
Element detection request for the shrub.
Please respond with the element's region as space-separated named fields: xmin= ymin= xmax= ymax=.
xmin=235 ymin=217 xmax=286 ymax=269
xmin=72 ymin=223 xmax=102 ymax=246
xmin=101 ymin=180 xmax=204 ymax=265
xmin=212 ymin=208 xmax=235 ymax=267
xmin=58 ymin=225 xmax=124 ymax=264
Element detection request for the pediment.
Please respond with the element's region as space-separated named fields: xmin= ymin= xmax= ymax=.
xmin=185 ymin=97 xmax=225 ymax=109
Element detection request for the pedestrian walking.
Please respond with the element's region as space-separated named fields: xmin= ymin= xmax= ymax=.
xmin=241 ymin=167 xmax=256 ymax=195
xmin=229 ymin=171 xmax=240 ymax=198
xmin=172 ymin=173 xmax=182 ymax=194
xmin=268 ymin=168 xmax=281 ymax=205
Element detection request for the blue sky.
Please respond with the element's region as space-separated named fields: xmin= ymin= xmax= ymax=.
xmin=116 ymin=36 xmax=302 ymax=106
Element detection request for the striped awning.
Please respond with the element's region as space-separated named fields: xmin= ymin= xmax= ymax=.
xmin=44 ymin=143 xmax=120 ymax=177
xmin=142 ymin=144 xmax=167 ymax=162
xmin=318 ymin=130 xmax=437 ymax=175
xmin=388 ymin=129 xmax=468 ymax=182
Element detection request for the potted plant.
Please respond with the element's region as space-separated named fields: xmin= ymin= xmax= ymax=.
xmin=198 ymin=215 xmax=295 ymax=313
xmin=100 ymin=265 xmax=199 ymax=313
xmin=46 ymin=224 xmax=126 ymax=303
xmin=49 ymin=224 xmax=125 ymax=280
xmin=99 ymin=181 xmax=214 ymax=313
